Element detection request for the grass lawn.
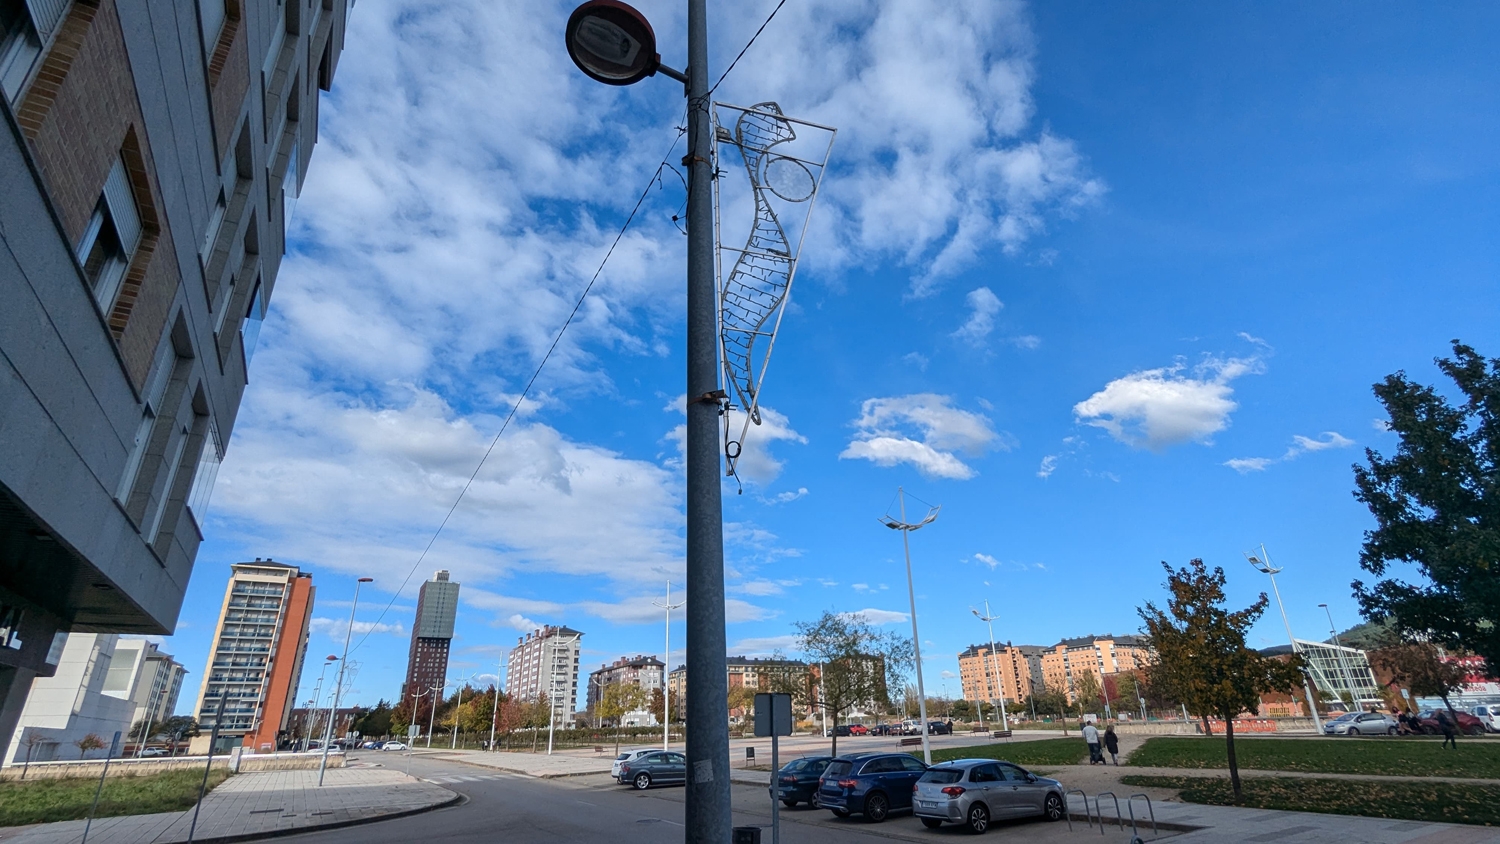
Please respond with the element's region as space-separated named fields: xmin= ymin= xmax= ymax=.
xmin=1127 ymin=736 xmax=1500 ymax=779
xmin=0 ymin=770 xmax=231 ymax=827
xmin=1119 ymin=774 xmax=1500 ymax=826
xmin=922 ymin=738 xmax=1088 ymax=767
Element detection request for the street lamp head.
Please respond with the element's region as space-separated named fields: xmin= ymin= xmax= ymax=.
xmin=1318 ymin=603 xmax=1328 ymax=608
xmin=971 ymin=608 xmax=981 ymax=618
xmin=358 ymin=577 xmax=374 ymax=583
xmin=565 ymin=0 xmax=661 ymax=86
xmin=325 ymin=655 xmax=338 ymax=661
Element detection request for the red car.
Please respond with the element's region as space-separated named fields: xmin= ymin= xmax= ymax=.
xmin=847 ymin=724 xmax=869 ymax=736
xmin=1414 ymin=709 xmax=1487 ymax=736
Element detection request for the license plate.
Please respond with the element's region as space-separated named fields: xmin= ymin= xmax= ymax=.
xmin=918 ymin=801 xmax=936 ymax=808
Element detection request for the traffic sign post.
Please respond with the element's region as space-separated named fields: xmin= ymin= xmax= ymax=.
xmin=755 ymin=693 xmax=793 ymax=844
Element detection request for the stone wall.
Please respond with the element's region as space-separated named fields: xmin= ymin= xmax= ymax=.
xmin=0 ymin=750 xmax=344 ymax=781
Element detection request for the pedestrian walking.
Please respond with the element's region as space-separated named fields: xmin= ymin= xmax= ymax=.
xmin=1103 ymin=724 xmax=1120 ymax=766
xmin=1082 ymin=721 xmax=1102 ymax=765
xmin=1438 ymin=710 xmax=1458 ymax=749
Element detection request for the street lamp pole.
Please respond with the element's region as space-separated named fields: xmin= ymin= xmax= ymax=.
xmin=547 ymin=634 xmax=582 ymax=756
xmin=320 ymin=576 xmax=372 ymax=786
xmin=427 ymin=683 xmax=441 ymax=748
xmin=489 ymin=657 xmax=504 ymax=752
xmin=1246 ymin=547 xmax=1323 ymax=733
xmin=1320 ymin=603 xmax=1361 ymax=710
xmin=972 ymin=601 xmax=1009 ymax=733
xmin=451 ymin=673 xmax=477 ymax=749
xmin=653 ymin=580 xmax=685 ymax=751
xmin=881 ymin=487 xmax=939 ymax=765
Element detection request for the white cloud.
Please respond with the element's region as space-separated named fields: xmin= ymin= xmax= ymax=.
xmin=940 ymin=670 xmax=958 ymax=679
xmin=844 ymin=608 xmax=909 ymax=625
xmin=1073 ymin=356 xmax=1263 ymax=451
xmin=505 ymin=613 xmax=538 ymax=632
xmin=1372 ymin=418 xmax=1392 ymax=432
xmin=724 ymin=407 xmax=807 ymax=486
xmin=952 ymin=287 xmax=1003 ymax=345
xmin=1224 ymin=431 xmax=1355 ymax=474
xmin=973 ymin=553 xmax=1001 ymax=569
xmin=1036 ymin=455 xmax=1058 ymax=478
xmin=730 ymin=635 xmax=801 ymax=656
xmin=704 ymin=0 xmax=1104 ymax=296
xmin=903 ymin=352 xmax=930 ymax=371
xmin=1009 ymin=335 xmax=1041 ymax=350
xmin=739 ymin=580 xmax=784 ymax=597
xmin=840 ymin=394 xmax=1005 ymax=479
xmin=310 ymin=618 xmax=405 ymax=639
xmin=765 ymin=487 xmax=809 ymax=504
xmin=851 ymin=583 xmax=872 ymax=592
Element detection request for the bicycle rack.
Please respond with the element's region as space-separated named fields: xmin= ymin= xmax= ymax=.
xmin=1094 ymin=791 xmax=1123 ymax=835
xmin=1127 ymin=792 xmax=1158 ymax=840
xmin=1064 ymin=789 xmax=1092 ymax=832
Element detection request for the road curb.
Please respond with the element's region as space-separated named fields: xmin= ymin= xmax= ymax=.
xmin=170 ymin=789 xmax=465 ymax=844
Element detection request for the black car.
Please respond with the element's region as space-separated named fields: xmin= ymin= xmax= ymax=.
xmin=770 ymin=755 xmax=832 ymax=807
xmin=817 ymin=752 xmax=929 ymax=822
xmin=927 ymin=721 xmax=953 ymax=735
xmin=619 ymin=750 xmax=687 ymax=789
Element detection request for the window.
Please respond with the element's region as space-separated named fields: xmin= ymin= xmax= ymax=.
xmin=201 ymin=190 xmax=226 ymax=265
xmin=0 ymin=1 xmax=42 ymax=101
xmin=240 ymin=278 xmax=264 ymax=363
xmin=969 ymin=764 xmax=1000 ymax=783
xmin=116 ymin=347 xmax=174 ymax=504
xmin=77 ymin=157 xmax=142 ymax=314
xmin=186 ymin=418 xmax=222 ymax=522
xmin=143 ymin=422 xmax=190 ymax=543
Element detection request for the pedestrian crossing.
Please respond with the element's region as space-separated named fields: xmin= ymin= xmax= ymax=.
xmin=423 ymin=772 xmax=525 ymax=784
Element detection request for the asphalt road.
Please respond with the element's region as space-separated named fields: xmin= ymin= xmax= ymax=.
xmin=272 ymin=752 xmax=1158 ymax=843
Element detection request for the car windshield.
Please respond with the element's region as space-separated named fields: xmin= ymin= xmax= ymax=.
xmin=616 ymin=753 xmax=631 ymax=760
xmin=1330 ymin=713 xmax=1356 ymax=722
xmin=824 ymin=760 xmax=852 ymax=778
xmin=783 ymin=759 xmax=826 ymax=773
xmin=918 ymin=769 xmax=964 ymax=784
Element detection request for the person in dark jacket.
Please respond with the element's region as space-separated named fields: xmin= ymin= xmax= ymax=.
xmin=1103 ymin=725 xmax=1120 ymax=765
xmin=1438 ymin=710 xmax=1458 ymax=749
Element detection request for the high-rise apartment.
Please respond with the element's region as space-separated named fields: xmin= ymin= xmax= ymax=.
xmin=193 ymin=560 xmax=314 ymax=753
xmin=585 ymin=654 xmax=665 ymax=715
xmin=3 ymin=633 xmax=134 ymax=765
xmin=1039 ymin=634 xmax=1152 ymax=703
xmin=401 ymin=570 xmax=459 ymax=702
xmin=0 ymin=0 xmax=349 ymax=759
xmin=507 ymin=626 xmax=582 ymax=729
xmin=957 ymin=643 xmax=1040 ymax=705
xmin=108 ymin=639 xmax=187 ymax=735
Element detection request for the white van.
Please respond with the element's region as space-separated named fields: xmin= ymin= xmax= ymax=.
xmin=1470 ymin=705 xmax=1500 ymax=733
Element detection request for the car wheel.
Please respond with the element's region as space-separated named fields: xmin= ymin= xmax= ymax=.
xmin=1469 ymin=725 xmax=1486 ymax=736
xmin=921 ymin=817 xmax=943 ymax=829
xmin=1347 ymin=728 xmax=1360 ymax=736
xmin=832 ymin=808 xmax=850 ymax=818
xmin=633 ymin=773 xmax=652 ymax=790
xmin=1388 ymin=727 xmax=1398 ymax=736
xmin=865 ymin=792 xmax=890 ymax=823
xmin=782 ymin=799 xmax=798 ymax=808
xmin=966 ymin=802 xmax=990 ymax=834
xmin=1044 ymin=793 xmax=1064 ymax=821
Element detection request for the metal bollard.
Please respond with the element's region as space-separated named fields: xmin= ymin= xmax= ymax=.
xmin=1064 ymin=788 xmax=1092 ymax=832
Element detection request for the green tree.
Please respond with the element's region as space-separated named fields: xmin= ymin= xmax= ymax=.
xmin=351 ymin=700 xmax=395 ymax=739
xmin=598 ymin=683 xmax=648 ymax=753
xmin=1373 ymin=641 xmax=1469 ymax=720
xmin=1353 ymin=341 xmax=1500 ymax=674
xmin=949 ymin=699 xmax=973 ymax=721
xmin=771 ymin=611 xmax=889 ymax=757
xmin=1139 ymin=559 xmax=1305 ymax=803
xmin=1074 ymin=669 xmax=1104 ymax=713
xmin=74 ymin=733 xmax=105 ymax=759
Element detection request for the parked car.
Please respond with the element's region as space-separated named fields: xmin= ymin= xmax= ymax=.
xmin=816 ymin=752 xmax=929 ymax=822
xmin=827 ymin=725 xmax=852 ymax=737
xmin=899 ymin=720 xmax=923 ymax=735
xmin=927 ymin=721 xmax=953 ymax=736
xmin=769 ymin=755 xmax=832 ymax=808
xmin=913 ymin=758 xmax=1066 ymax=833
xmin=868 ymin=723 xmax=897 ymax=736
xmin=1415 ymin=709 xmax=1487 ymax=736
xmin=1471 ymin=705 xmax=1500 ymax=733
xmin=619 ymin=751 xmax=687 ymax=790
xmin=381 ymin=741 xmax=408 ymax=751
xmin=1322 ymin=711 xmax=1399 ymax=736
xmin=139 ymin=746 xmax=168 ymax=758
xmin=847 ymin=724 xmax=869 ymax=736
xmin=613 ymin=749 xmax=655 ymax=780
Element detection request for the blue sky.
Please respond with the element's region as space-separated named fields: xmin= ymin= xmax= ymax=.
xmin=155 ymin=0 xmax=1499 ymax=714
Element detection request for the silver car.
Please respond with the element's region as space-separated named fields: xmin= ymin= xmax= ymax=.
xmin=913 ymin=759 xmax=1065 ymax=834
xmin=1322 ymin=711 xmax=1399 ymax=736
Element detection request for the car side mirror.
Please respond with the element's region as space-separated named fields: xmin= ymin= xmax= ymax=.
xmin=1026 ymin=774 xmax=1037 ymax=783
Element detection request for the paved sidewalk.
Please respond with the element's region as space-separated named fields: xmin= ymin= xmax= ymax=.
xmin=1063 ymin=794 xmax=1500 ymax=843
xmin=0 ymin=767 xmax=457 ymax=844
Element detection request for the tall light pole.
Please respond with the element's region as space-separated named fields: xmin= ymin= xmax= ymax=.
xmin=1246 ymin=547 xmax=1322 ymax=733
xmin=563 ymin=5 xmax=726 ymax=840
xmin=427 ymin=683 xmax=442 ymax=748
xmin=489 ymin=657 xmax=505 ymax=752
xmin=1320 ymin=603 xmax=1360 ymax=710
xmin=880 ymin=487 xmax=939 ymax=764
xmin=653 ymin=580 xmax=685 ymax=751
xmin=309 ymin=656 xmax=337 ymax=752
xmin=971 ymin=601 xmax=1009 ymax=733
xmin=450 ymin=672 xmax=477 ymax=749
xmin=320 ymin=576 xmax=372 ymax=786
xmin=410 ymin=687 xmax=431 ymax=747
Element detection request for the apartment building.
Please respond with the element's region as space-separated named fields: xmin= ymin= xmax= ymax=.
xmin=506 ymin=626 xmax=583 ymax=729
xmin=957 ymin=643 xmax=1043 ymax=705
xmin=1039 ymin=634 xmax=1152 ymax=703
xmin=192 ymin=560 xmax=314 ymax=753
xmin=586 ymin=655 xmax=664 ymax=710
xmin=108 ymin=639 xmax=187 ymax=733
xmin=401 ymin=570 xmax=460 ymax=701
xmin=0 ymin=0 xmax=349 ymax=760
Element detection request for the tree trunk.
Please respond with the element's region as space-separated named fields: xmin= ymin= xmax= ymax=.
xmin=531 ymin=726 xmax=539 ymax=753
xmin=1225 ymin=718 xmax=1242 ymax=804
xmin=1201 ymin=714 xmax=1213 ymax=736
xmin=830 ymin=710 xmax=838 ymax=757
